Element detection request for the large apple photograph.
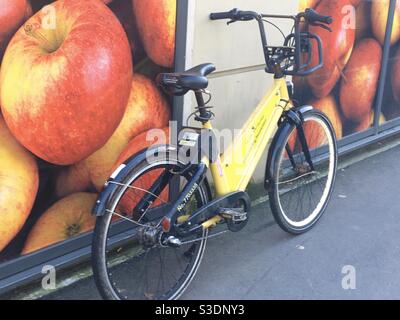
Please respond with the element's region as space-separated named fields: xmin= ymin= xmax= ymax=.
xmin=0 ymin=0 xmax=174 ymax=262
xmin=382 ymin=0 xmax=400 ymax=121
xmin=295 ymin=0 xmax=391 ymax=139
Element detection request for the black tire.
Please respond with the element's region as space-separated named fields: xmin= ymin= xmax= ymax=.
xmin=92 ymin=149 xmax=210 ymax=300
xmin=269 ymin=109 xmax=338 ymax=234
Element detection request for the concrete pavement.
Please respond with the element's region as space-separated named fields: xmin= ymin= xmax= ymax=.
xmin=37 ymin=143 xmax=400 ymax=300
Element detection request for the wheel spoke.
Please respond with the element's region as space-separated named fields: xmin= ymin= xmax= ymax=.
xmin=94 ymin=160 xmax=209 ymax=300
xmin=272 ymin=112 xmax=337 ymax=232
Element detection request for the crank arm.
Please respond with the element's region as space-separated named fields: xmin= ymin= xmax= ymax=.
xmin=176 ymin=191 xmax=251 ymax=236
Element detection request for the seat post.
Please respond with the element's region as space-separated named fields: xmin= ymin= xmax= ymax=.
xmin=194 ymin=90 xmax=211 ymax=123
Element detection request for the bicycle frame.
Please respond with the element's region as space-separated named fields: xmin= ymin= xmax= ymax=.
xmin=205 ymin=77 xmax=292 ymax=197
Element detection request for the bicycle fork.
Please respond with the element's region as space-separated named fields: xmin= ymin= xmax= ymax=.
xmin=285 ymin=109 xmax=315 ymax=171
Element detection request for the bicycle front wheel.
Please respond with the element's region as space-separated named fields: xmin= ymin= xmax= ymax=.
xmin=269 ymin=109 xmax=338 ymax=234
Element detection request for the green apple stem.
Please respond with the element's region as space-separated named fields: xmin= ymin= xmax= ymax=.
xmin=24 ymin=23 xmax=59 ymax=54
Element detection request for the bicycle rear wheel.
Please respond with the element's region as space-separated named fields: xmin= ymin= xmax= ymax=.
xmin=92 ymin=150 xmax=210 ymax=300
xmin=269 ymin=109 xmax=338 ymax=234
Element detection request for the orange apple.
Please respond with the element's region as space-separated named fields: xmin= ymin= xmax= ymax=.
xmin=371 ymin=0 xmax=400 ymax=46
xmin=0 ymin=0 xmax=133 ymax=165
xmin=0 ymin=0 xmax=32 ymax=57
xmin=0 ymin=116 xmax=38 ymax=252
xmin=132 ymin=0 xmax=176 ymax=68
xmin=22 ymin=192 xmax=97 ymax=254
xmin=303 ymin=95 xmax=343 ymax=150
xmin=352 ymin=111 xmax=386 ymax=133
xmin=307 ymin=0 xmax=356 ymax=98
xmin=340 ymin=38 xmax=382 ymax=122
xmin=310 ymin=95 xmax=343 ymax=139
xmin=56 ymin=74 xmax=171 ymax=197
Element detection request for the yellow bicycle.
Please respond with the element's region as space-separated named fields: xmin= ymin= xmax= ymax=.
xmin=92 ymin=8 xmax=338 ymax=300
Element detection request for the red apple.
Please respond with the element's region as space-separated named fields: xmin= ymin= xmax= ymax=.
xmin=0 ymin=0 xmax=32 ymax=57
xmin=114 ymin=127 xmax=170 ymax=216
xmin=351 ymin=0 xmax=361 ymax=7
xmin=0 ymin=0 xmax=133 ymax=165
xmin=132 ymin=0 xmax=176 ymax=68
xmin=56 ymin=74 xmax=171 ymax=197
xmin=340 ymin=38 xmax=382 ymax=122
xmin=0 ymin=116 xmax=38 ymax=252
xmin=307 ymin=0 xmax=356 ymax=98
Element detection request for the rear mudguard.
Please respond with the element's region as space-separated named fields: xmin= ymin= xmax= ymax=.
xmin=92 ymin=144 xmax=212 ymax=216
xmin=264 ymin=105 xmax=313 ymax=192
xmin=92 ymin=145 xmax=173 ymax=216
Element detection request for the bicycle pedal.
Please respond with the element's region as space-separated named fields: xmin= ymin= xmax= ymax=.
xmin=219 ymin=208 xmax=248 ymax=222
xmin=163 ymin=236 xmax=182 ymax=247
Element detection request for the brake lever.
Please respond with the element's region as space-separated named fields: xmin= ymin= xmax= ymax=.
xmin=311 ymin=22 xmax=332 ymax=32
xmin=227 ymin=19 xmax=237 ymax=25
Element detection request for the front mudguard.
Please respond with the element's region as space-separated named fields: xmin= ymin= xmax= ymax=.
xmin=92 ymin=145 xmax=177 ymax=216
xmin=264 ymin=105 xmax=313 ymax=192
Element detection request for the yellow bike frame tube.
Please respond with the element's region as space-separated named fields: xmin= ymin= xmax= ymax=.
xmin=205 ymin=77 xmax=292 ymax=197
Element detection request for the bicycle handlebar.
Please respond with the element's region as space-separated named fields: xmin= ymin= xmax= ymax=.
xmin=210 ymin=8 xmax=332 ymax=25
xmin=209 ymin=7 xmax=333 ymax=77
xmin=210 ymin=9 xmax=258 ymax=22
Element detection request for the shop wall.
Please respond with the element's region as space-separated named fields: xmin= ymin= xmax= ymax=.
xmin=186 ymin=0 xmax=298 ymax=183
xmin=0 ymin=0 xmax=175 ymax=266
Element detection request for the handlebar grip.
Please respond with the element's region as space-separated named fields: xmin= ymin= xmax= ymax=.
xmin=305 ymin=8 xmax=333 ymax=24
xmin=210 ymin=11 xmax=234 ymax=20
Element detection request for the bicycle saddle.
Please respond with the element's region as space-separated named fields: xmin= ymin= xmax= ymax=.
xmin=157 ymin=63 xmax=216 ymax=96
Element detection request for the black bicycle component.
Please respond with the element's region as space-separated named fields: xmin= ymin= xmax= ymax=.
xmin=161 ymin=163 xmax=208 ymax=232
xmin=266 ymin=108 xmax=338 ymax=234
xmin=157 ymin=63 xmax=216 ymax=96
xmin=224 ymin=200 xmax=250 ymax=232
xmin=303 ymin=8 xmax=333 ymax=25
xmin=210 ymin=8 xmax=258 ymax=23
xmin=92 ymin=146 xmax=211 ymax=300
xmin=209 ymin=8 xmax=333 ymax=77
xmin=296 ymin=120 xmax=316 ymax=171
xmin=285 ymin=144 xmax=297 ymax=171
xmin=93 ymin=145 xmax=176 ymax=216
xmin=132 ymin=169 xmax=173 ymax=219
xmin=178 ymin=190 xmax=251 ymax=235
xmin=264 ymin=105 xmax=313 ymax=191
